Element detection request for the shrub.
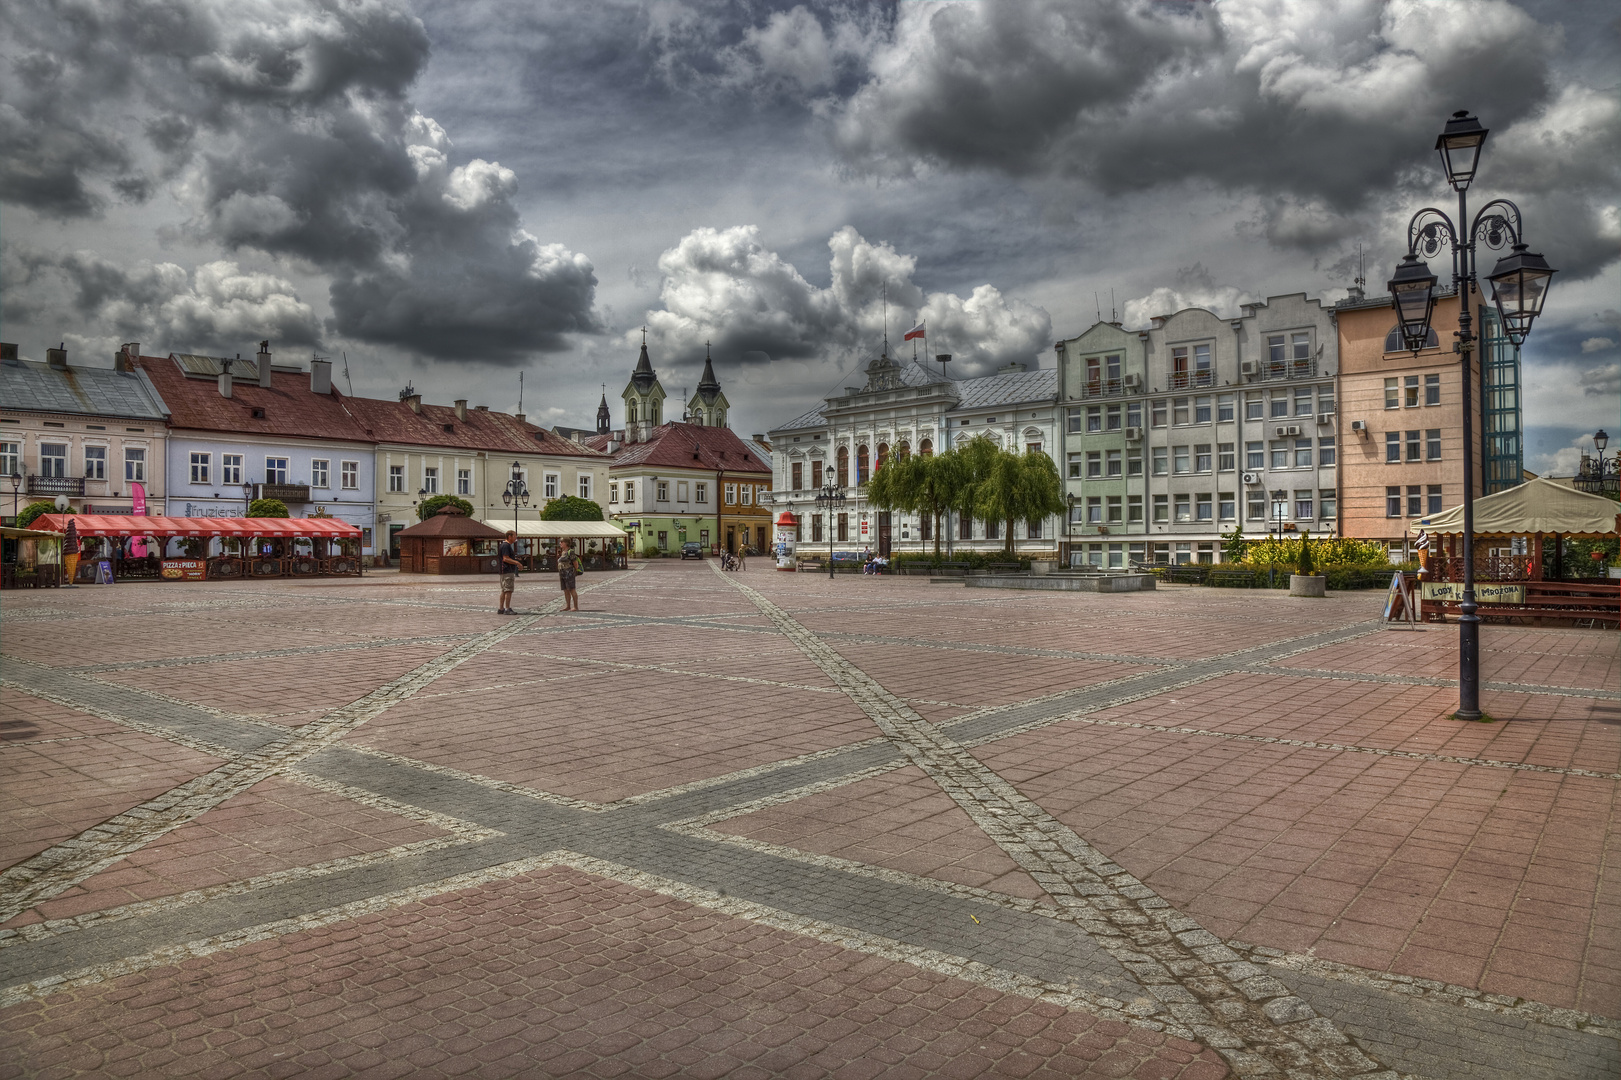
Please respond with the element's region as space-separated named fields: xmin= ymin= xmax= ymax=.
xmin=540 ymin=496 xmax=604 ymax=521
xmin=15 ymin=501 xmax=56 ymax=529
xmin=1296 ymin=529 xmax=1315 ymax=576
xmin=248 ymin=498 xmax=289 ymax=518
xmin=418 ymin=494 xmax=475 ymax=521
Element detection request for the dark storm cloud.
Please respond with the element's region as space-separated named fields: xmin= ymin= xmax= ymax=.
xmin=0 ymin=0 xmax=597 ymax=361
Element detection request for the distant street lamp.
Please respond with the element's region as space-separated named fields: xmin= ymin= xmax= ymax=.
xmin=9 ymin=472 xmax=20 ymax=521
xmin=814 ymin=483 xmax=846 ymax=580
xmin=1575 ymin=429 xmax=1618 ymax=495
xmin=1387 ymin=109 xmax=1557 ymax=721
xmin=501 ymin=462 xmax=529 ymax=536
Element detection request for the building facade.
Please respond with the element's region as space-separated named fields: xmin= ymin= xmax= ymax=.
xmin=0 ymin=342 xmax=170 ymax=522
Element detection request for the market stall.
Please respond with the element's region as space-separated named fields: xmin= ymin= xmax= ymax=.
xmin=486 ymin=519 xmax=629 ymax=570
xmin=395 ymin=507 xmax=506 ymax=574
xmin=1 ymin=526 xmax=64 ymax=589
xmin=30 ymin=514 xmax=363 ymax=582
xmin=1410 ymin=477 xmax=1619 ymax=626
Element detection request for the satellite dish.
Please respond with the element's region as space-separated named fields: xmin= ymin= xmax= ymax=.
xmin=53 ymin=495 xmax=70 ymax=511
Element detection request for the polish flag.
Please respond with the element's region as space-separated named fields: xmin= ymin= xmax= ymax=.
xmin=903 ymin=322 xmax=925 ymax=341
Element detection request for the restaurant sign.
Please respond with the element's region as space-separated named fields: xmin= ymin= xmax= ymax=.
xmin=1420 ymin=582 xmax=1526 ymax=604
xmin=161 ymin=559 xmax=208 ymax=581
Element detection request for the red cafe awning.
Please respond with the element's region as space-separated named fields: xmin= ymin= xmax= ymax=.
xmin=31 ymin=514 xmax=362 ymax=539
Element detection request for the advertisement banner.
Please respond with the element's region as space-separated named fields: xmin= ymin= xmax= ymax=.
xmin=1420 ymin=581 xmax=1526 ymax=604
xmin=160 ymin=559 xmax=208 ymax=581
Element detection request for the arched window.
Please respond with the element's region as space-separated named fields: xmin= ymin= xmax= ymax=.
xmin=897 ymin=441 xmax=910 ymax=461
xmin=856 ymin=445 xmax=870 ymax=485
xmin=836 ymin=446 xmax=849 ymax=487
xmin=876 ymin=442 xmax=889 ymax=472
xmin=919 ymin=438 xmax=933 ymax=458
xmin=1385 ymin=324 xmax=1439 ymax=353
xmin=628 ymin=402 xmax=638 ymax=423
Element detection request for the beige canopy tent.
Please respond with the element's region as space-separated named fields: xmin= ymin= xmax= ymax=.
xmin=1409 ymin=477 xmax=1620 ymax=538
xmin=485 ymin=519 xmax=628 ymax=540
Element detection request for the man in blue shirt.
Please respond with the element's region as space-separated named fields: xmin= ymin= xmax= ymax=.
xmin=497 ymin=531 xmax=521 ymax=613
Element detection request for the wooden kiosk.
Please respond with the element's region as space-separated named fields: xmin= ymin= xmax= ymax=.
xmin=395 ymin=507 xmax=506 ymax=574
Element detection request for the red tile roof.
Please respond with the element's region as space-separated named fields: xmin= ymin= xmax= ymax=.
xmin=343 ymin=396 xmax=608 ymax=459
xmin=587 ymin=422 xmax=771 ymax=474
xmin=136 ymin=356 xmax=369 ymax=442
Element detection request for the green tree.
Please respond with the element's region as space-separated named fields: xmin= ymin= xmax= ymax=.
xmin=540 ymin=496 xmax=604 ymax=521
xmin=867 ymin=452 xmax=961 ymax=559
xmin=1221 ymin=524 xmax=1248 ymax=564
xmin=969 ymin=441 xmax=1065 ymax=556
xmin=15 ymin=501 xmax=56 ymax=529
xmin=418 ymin=494 xmax=475 ymax=521
xmin=1296 ymin=528 xmax=1315 ymax=575
xmin=247 ymin=498 xmax=289 ymax=518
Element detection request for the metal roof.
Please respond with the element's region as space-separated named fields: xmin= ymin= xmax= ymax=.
xmin=0 ymin=359 xmax=169 ymax=420
xmin=952 ymin=368 xmax=1057 ymax=410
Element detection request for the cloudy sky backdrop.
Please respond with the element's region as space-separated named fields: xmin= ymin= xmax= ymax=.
xmin=3 ymin=0 xmax=1616 ymax=473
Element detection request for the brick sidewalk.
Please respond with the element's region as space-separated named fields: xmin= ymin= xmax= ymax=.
xmin=1 ymin=563 xmax=1616 ymax=1078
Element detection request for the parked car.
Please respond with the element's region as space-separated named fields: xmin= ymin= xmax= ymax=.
xmin=681 ymin=541 xmax=704 ymax=560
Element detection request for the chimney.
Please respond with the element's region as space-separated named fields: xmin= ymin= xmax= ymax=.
xmin=0 ymin=343 xmax=17 ymax=364
xmin=115 ymin=343 xmax=138 ymax=372
xmin=46 ymin=343 xmax=67 ymax=370
xmin=454 ymin=399 xmax=467 ymax=421
xmin=514 ymin=413 xmax=526 ymax=425
xmin=256 ymin=341 xmax=272 ymax=385
xmin=310 ymin=357 xmax=332 ymax=395
xmin=997 ymin=361 xmax=1027 ymax=374
xmin=752 ymin=433 xmax=764 ymax=442
xmin=218 ymin=363 xmax=233 ymax=398
xmin=474 ymin=404 xmax=489 ymax=411
xmin=406 ymin=394 xmax=422 ymax=414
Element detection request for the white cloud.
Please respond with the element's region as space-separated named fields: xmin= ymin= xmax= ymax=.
xmin=1581 ymin=337 xmax=1616 ymax=353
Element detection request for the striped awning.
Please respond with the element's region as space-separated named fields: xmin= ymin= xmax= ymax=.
xmin=30 ymin=514 xmax=362 ymax=539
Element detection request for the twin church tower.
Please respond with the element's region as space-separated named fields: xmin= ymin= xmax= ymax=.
xmin=595 ymin=338 xmax=729 ymax=443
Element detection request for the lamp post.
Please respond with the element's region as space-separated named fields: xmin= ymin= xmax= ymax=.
xmin=1575 ymin=429 xmax=1618 ymax=495
xmin=9 ymin=472 xmax=19 ymax=522
xmin=1388 ymin=110 xmax=1556 ymax=721
xmin=814 ymin=483 xmax=846 ymax=580
xmin=501 ymin=462 xmax=529 ymax=536
xmin=242 ymin=481 xmax=254 ymax=513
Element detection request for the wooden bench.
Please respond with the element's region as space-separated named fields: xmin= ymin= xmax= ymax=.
xmin=1208 ymin=568 xmax=1258 ymax=588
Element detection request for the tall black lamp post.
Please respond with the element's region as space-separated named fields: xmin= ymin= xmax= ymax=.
xmin=501 ymin=462 xmax=529 ymax=535
xmin=1575 ymin=429 xmax=1618 ymax=495
xmin=9 ymin=472 xmax=20 ymax=521
xmin=814 ymin=483 xmax=846 ymax=580
xmin=1388 ymin=110 xmax=1556 ymax=721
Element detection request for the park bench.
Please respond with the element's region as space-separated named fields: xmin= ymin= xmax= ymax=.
xmin=1207 ymin=567 xmax=1258 ymax=588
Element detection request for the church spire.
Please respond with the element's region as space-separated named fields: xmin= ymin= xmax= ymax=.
xmin=697 ymin=340 xmax=720 ymax=397
xmin=596 ymin=384 xmax=610 ymax=435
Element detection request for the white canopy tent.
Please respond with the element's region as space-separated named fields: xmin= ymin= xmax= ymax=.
xmin=480 ymin=519 xmax=628 ymax=540
xmin=1409 ymin=477 xmax=1620 ymax=538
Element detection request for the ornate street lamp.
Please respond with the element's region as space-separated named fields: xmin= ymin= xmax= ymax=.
xmin=9 ymin=472 xmax=20 ymax=521
xmin=1387 ymin=109 xmax=1557 ymax=721
xmin=814 ymin=482 xmax=846 ymax=580
xmin=1575 ymin=429 xmax=1618 ymax=496
xmin=501 ymin=462 xmax=529 ymax=536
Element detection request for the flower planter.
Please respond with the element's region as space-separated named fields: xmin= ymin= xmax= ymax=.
xmin=1289 ymin=573 xmax=1326 ymax=597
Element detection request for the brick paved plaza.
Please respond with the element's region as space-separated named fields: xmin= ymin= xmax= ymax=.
xmin=1 ymin=562 xmax=1616 ymax=1079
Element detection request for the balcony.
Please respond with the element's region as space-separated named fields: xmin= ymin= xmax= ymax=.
xmin=27 ymin=475 xmax=84 ymax=497
xmin=1166 ymin=370 xmax=1215 ymax=390
xmin=256 ymin=483 xmax=311 ymax=503
xmin=1255 ymin=358 xmax=1318 ymax=381
xmin=1082 ymin=379 xmax=1124 ymax=398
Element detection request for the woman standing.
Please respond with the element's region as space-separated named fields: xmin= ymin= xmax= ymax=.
xmin=557 ymin=539 xmax=583 ymax=611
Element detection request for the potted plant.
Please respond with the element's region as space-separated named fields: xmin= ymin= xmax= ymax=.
xmin=1289 ymin=529 xmax=1326 ymax=597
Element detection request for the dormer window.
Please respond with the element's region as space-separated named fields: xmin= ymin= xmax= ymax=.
xmin=443 ymin=423 xmax=454 ymax=433
xmin=250 ymin=407 xmax=266 ymax=419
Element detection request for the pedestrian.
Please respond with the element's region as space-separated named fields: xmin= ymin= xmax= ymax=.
xmin=62 ymin=517 xmax=81 ymax=588
xmin=497 ymin=530 xmax=521 ymax=614
xmin=558 ymin=538 xmax=583 ymax=611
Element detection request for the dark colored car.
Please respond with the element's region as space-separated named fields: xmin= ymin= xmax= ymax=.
xmin=681 ymin=541 xmax=704 ymax=560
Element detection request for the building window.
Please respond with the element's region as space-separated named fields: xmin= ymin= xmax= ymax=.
xmin=1105 ymin=449 xmax=1122 ymax=477
xmin=724 ymin=482 xmax=737 ymax=504
xmin=579 ymin=474 xmax=592 ymax=499
xmin=123 ymin=447 xmax=146 ymax=482
xmin=1067 ymin=408 xmax=1085 ymax=434
xmin=1245 ymin=393 xmax=1263 ymax=421
xmin=1427 ymin=484 xmax=1443 ymax=515
xmin=1318 ymin=386 xmax=1336 ymax=414
xmin=838 ymin=513 xmax=850 ymax=542
xmin=1271 ymin=442 xmax=1289 ymax=470
xmin=1386 ymin=432 xmax=1401 ymax=463
xmin=1294 ymin=438 xmax=1313 ymax=468
xmin=1174 ymin=494 xmax=1191 ymax=522
xmin=920 ymin=515 xmax=932 ymax=541
xmin=1387 ymin=486 xmax=1402 ymax=517
xmin=1152 ymin=447 xmax=1168 ymax=476
xmin=1173 ymin=398 xmax=1190 ymax=425
xmin=1151 ymin=400 xmax=1167 ymax=427
xmin=1408 ymin=485 xmax=1423 ymax=517
xmin=1087 ymin=407 xmax=1102 ymax=433
xmin=609 ymin=483 xmax=619 ymax=504
xmin=986 ymin=519 xmax=1001 ymax=540
xmin=263 ymin=456 xmax=286 ymax=484
xmin=1196 ymin=493 xmax=1213 ymax=521
xmin=1195 ymin=396 xmax=1212 ymax=424
xmin=1066 ymin=454 xmax=1083 ymax=479
xmin=811 ymin=514 xmax=824 ymax=542
xmin=1425 ymin=373 xmax=1441 ymax=406
xmin=190 ymin=452 xmax=210 ymax=485
xmin=657 ymin=481 xmax=670 ymax=502
xmin=1127 ymin=450 xmax=1142 ymax=476
xmin=1246 ymin=441 xmax=1264 ymax=470
xmin=1320 ymin=490 xmax=1337 ymax=519
xmin=39 ymin=443 xmax=68 ymax=477
xmin=1218 ymin=492 xmax=1236 ymax=521
xmin=456 ymin=468 xmax=471 ymax=495
xmin=624 ymin=481 xmax=636 ymax=503
xmin=1404 ymin=375 xmax=1421 ymax=408
xmin=857 ymin=445 xmax=869 ymax=483
xmin=1385 ymin=378 xmax=1399 ymax=409
xmin=1087 ymin=497 xmax=1103 ymax=524
xmin=1295 ymin=387 xmax=1313 ymax=416
xmin=1086 ymin=451 xmax=1102 ymax=478
xmin=311 ymin=459 xmax=329 ymax=489
xmin=1173 ymin=446 xmax=1190 ymax=474
xmin=1318 ymin=437 xmax=1335 ymax=467
xmin=1248 ymin=491 xmax=1267 ymax=520
xmin=1105 ymin=405 xmax=1121 ymax=431
xmin=1105 ymin=496 xmax=1122 ymax=523
xmin=836 ymin=446 xmax=849 ymax=486
xmin=1027 ymin=519 xmax=1043 ymax=540
xmin=223 ymin=454 xmax=243 ymax=486
xmin=1127 ymin=402 xmax=1142 ymax=429
xmin=1217 ymin=442 xmax=1235 ymax=472
xmin=0 ymin=441 xmax=17 ymax=476
xmin=676 ymin=480 xmax=689 ymax=503
xmin=1426 ymin=429 xmax=1441 ymax=461
xmin=1295 ymin=490 xmax=1314 ymax=520
xmin=343 ymin=461 xmax=360 ymax=489
xmin=388 ymin=465 xmax=405 ymax=492
xmin=791 ymin=462 xmax=803 ymax=489
xmin=1406 ymin=430 xmax=1421 ymax=462
xmin=84 ymin=445 xmax=106 ymax=480
xmin=740 ymin=484 xmax=752 ymax=506
xmin=1271 ymin=393 xmax=1289 ymax=419
xmin=422 ymin=466 xmax=439 ymax=494
xmin=1195 ymin=444 xmax=1212 ymax=473
xmin=1272 ymin=491 xmax=1289 ymax=520
xmin=1127 ymin=495 xmax=1143 ymax=522
xmin=810 ymin=460 xmax=822 ymax=488
xmin=545 ymin=473 xmax=560 ymax=499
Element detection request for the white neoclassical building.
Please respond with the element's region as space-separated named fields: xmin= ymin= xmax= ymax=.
xmin=767 ymin=350 xmax=1061 ymax=558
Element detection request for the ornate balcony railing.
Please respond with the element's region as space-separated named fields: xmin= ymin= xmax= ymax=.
xmin=27 ymin=475 xmax=84 ymax=496
xmin=1082 ymin=379 xmax=1125 ymax=398
xmin=1257 ymin=358 xmax=1319 ymax=381
xmin=1166 ymin=370 xmax=1215 ymax=390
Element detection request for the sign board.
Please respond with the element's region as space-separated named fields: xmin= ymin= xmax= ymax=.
xmin=1421 ymin=582 xmax=1527 ymax=604
xmin=95 ymin=560 xmax=114 ymax=584
xmin=1382 ymin=572 xmax=1413 ymax=624
xmin=161 ymin=559 xmax=208 ymax=581
xmin=774 ymin=528 xmax=797 ymax=570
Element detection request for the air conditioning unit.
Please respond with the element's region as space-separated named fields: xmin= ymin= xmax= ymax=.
xmin=1240 ymin=360 xmax=1259 ymax=377
xmin=1242 ymin=471 xmax=1261 ymax=485
xmin=1275 ymin=425 xmax=1302 ymax=437
xmin=1124 ymin=426 xmax=1143 ymax=441
xmin=1122 ymin=373 xmax=1141 ymax=389
xmin=1317 ymin=413 xmax=1334 ymax=426
xmin=1351 ymin=419 xmax=1368 ymax=435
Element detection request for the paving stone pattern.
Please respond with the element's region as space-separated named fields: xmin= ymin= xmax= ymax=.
xmin=0 ymin=563 xmax=1616 ymax=1079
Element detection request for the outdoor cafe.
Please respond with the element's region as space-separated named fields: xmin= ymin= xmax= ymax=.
xmin=29 ymin=513 xmax=364 ymax=583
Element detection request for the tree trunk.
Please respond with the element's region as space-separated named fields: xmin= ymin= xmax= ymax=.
xmin=1005 ymin=516 xmax=1015 ymax=556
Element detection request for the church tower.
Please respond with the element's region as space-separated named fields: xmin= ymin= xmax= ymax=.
xmin=596 ymin=387 xmax=611 ymax=435
xmin=690 ymin=343 xmax=730 ymax=428
xmin=621 ymin=334 xmax=667 ymax=443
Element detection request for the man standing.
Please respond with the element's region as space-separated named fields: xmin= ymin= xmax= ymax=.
xmin=497 ymin=530 xmax=521 ymax=614
xmin=558 ymin=538 xmax=582 ymax=612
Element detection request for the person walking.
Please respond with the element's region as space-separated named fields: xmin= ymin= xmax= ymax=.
xmin=497 ymin=530 xmax=521 ymax=614
xmin=557 ymin=538 xmax=583 ymax=611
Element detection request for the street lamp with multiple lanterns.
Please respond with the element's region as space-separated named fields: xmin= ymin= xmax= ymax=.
xmin=1387 ymin=109 xmax=1556 ymax=721
xmin=813 ymin=483 xmax=846 ymax=580
xmin=501 ymin=462 xmax=530 ymax=535
xmin=1575 ymin=429 xmax=1618 ymax=496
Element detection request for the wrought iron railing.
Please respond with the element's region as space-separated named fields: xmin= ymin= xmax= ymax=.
xmin=1256 ymin=358 xmax=1319 ymax=381
xmin=1082 ymin=379 xmax=1125 ymax=398
xmin=1166 ymin=370 xmax=1215 ymax=390
xmin=27 ymin=475 xmax=84 ymax=496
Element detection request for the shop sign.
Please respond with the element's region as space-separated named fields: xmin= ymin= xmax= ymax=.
xmin=161 ymin=559 xmax=208 ymax=581
xmin=182 ymin=503 xmax=244 ymax=518
xmin=1420 ymin=582 xmax=1526 ymax=604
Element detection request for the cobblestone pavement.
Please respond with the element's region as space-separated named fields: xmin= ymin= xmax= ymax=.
xmin=1 ymin=563 xmax=1616 ymax=1079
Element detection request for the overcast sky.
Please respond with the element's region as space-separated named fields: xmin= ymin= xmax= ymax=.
xmin=3 ymin=0 xmax=1617 ymax=473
